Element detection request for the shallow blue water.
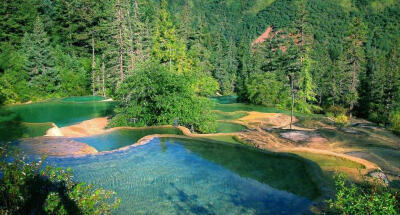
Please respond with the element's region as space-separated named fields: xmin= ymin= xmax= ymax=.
xmin=73 ymin=128 xmax=183 ymax=152
xmin=47 ymin=138 xmax=318 ymax=214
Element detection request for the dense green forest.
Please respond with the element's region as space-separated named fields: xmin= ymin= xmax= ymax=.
xmin=1 ymin=0 xmax=400 ymax=131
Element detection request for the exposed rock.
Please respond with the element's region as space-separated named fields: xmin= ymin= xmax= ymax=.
xmin=17 ymin=137 xmax=97 ymax=156
xmin=369 ymin=170 xmax=389 ymax=185
xmin=280 ymin=131 xmax=309 ymax=142
xmin=45 ymin=123 xmax=63 ymax=136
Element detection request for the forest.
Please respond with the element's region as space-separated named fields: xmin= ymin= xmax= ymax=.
xmin=1 ymin=0 xmax=400 ymax=132
xmin=1 ymin=0 xmax=400 ymax=214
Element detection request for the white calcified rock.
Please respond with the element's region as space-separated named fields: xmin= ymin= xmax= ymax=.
xmin=369 ymin=171 xmax=389 ymax=185
xmin=45 ymin=123 xmax=64 ymax=137
xmin=280 ymin=131 xmax=309 ymax=142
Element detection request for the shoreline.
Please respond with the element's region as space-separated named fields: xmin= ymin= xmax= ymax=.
xmin=39 ymin=116 xmax=381 ymax=174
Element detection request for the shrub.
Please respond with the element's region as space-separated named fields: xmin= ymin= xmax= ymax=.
xmin=389 ymin=111 xmax=400 ymax=134
xmin=335 ymin=114 xmax=349 ymax=128
xmin=0 ymin=147 xmax=120 ymax=214
xmin=326 ymin=105 xmax=347 ymax=117
xmin=328 ymin=173 xmax=399 ymax=215
xmin=110 ymin=63 xmax=217 ymax=134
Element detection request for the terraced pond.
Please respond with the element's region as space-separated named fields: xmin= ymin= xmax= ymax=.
xmin=73 ymin=127 xmax=183 ymax=152
xmin=47 ymin=137 xmax=320 ymax=214
xmin=2 ymin=96 xmax=325 ymax=214
xmin=4 ymin=98 xmax=114 ymax=127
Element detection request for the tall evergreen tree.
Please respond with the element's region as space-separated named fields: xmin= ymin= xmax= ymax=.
xmin=22 ymin=17 xmax=58 ymax=95
xmin=339 ymin=17 xmax=367 ymax=117
xmin=151 ymin=0 xmax=189 ymax=74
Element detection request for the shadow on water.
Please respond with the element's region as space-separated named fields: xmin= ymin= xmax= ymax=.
xmin=3 ymin=99 xmax=116 ymax=127
xmin=175 ymin=138 xmax=322 ymax=200
xmin=0 ymin=107 xmax=26 ymax=144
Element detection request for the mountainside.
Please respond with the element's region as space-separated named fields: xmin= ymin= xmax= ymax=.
xmin=1 ymin=0 xmax=400 ymax=127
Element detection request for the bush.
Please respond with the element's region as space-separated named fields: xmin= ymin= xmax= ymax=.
xmin=326 ymin=105 xmax=348 ymax=117
xmin=110 ymin=63 xmax=217 ymax=134
xmin=0 ymin=147 xmax=120 ymax=214
xmin=328 ymin=173 xmax=399 ymax=215
xmin=389 ymin=111 xmax=400 ymax=134
xmin=335 ymin=114 xmax=349 ymax=128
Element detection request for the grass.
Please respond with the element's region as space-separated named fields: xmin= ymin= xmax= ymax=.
xmin=200 ymin=135 xmax=244 ymax=145
xmin=294 ymin=152 xmax=365 ymax=169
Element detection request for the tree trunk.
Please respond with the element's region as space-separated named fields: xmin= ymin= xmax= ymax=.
xmin=290 ymin=74 xmax=294 ymax=130
xmin=126 ymin=2 xmax=135 ymax=71
xmin=349 ymin=60 xmax=357 ymax=118
xmin=101 ymin=53 xmax=106 ymax=97
xmin=117 ymin=0 xmax=124 ymax=82
xmin=91 ymin=33 xmax=95 ymax=96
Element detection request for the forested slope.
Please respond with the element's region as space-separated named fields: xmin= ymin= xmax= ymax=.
xmin=1 ymin=0 xmax=400 ymax=128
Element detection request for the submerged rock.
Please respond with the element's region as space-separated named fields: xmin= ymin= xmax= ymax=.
xmin=17 ymin=137 xmax=97 ymax=156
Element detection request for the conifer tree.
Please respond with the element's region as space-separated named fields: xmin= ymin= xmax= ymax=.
xmin=151 ymin=0 xmax=189 ymax=74
xmin=22 ymin=17 xmax=58 ymax=94
xmin=339 ymin=17 xmax=367 ymax=117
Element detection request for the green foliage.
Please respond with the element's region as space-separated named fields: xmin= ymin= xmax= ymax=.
xmin=335 ymin=114 xmax=349 ymax=128
xmin=389 ymin=110 xmax=400 ymax=134
xmin=0 ymin=0 xmax=400 ymax=127
xmin=22 ymin=17 xmax=59 ymax=95
xmin=110 ymin=63 xmax=216 ymax=134
xmin=328 ymin=173 xmax=399 ymax=215
xmin=246 ymin=72 xmax=288 ymax=107
xmin=326 ymin=105 xmax=348 ymax=117
xmin=0 ymin=147 xmax=120 ymax=214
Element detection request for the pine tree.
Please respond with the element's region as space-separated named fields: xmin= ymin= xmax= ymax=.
xmin=339 ymin=17 xmax=367 ymax=117
xmin=151 ymin=0 xmax=189 ymax=74
xmin=22 ymin=17 xmax=58 ymax=95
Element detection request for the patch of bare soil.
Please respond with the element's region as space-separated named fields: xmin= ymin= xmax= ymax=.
xmin=234 ymin=112 xmax=298 ymax=129
xmin=18 ymin=137 xmax=97 ymax=156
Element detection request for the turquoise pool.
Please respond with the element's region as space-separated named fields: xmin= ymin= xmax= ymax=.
xmin=47 ymin=138 xmax=319 ymax=214
xmin=4 ymin=99 xmax=115 ymax=127
xmin=73 ymin=127 xmax=183 ymax=152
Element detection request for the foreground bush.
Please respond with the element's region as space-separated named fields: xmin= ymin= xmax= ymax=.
xmin=0 ymin=147 xmax=120 ymax=214
xmin=328 ymin=173 xmax=399 ymax=215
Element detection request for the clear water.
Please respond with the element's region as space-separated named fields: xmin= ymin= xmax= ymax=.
xmin=216 ymin=122 xmax=247 ymax=133
xmin=5 ymin=100 xmax=115 ymax=127
xmin=211 ymin=96 xmax=238 ymax=104
xmin=73 ymin=128 xmax=183 ymax=152
xmin=47 ymin=138 xmax=319 ymax=215
xmin=215 ymin=111 xmax=248 ymax=120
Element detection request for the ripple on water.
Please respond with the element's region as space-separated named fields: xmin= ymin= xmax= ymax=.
xmin=46 ymin=138 xmax=319 ymax=215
